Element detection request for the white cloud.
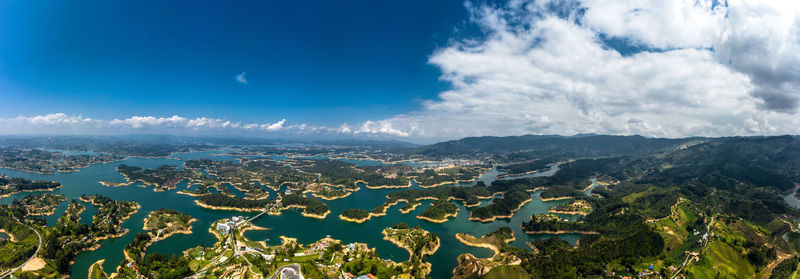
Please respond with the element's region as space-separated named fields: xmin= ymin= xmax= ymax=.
xmin=236 ymin=72 xmax=247 ymax=84
xmin=348 ymin=0 xmax=800 ymax=139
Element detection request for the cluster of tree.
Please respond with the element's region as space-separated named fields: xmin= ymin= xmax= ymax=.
xmin=0 ymin=175 xmax=61 ymax=195
xmin=117 ymin=164 xmax=187 ymax=188
xmin=746 ymin=245 xmax=777 ymax=267
xmin=0 ymin=147 xmax=123 ymax=173
xmin=418 ymin=199 xmax=458 ymax=220
xmin=281 ymin=193 xmax=329 ymax=215
xmin=522 ymin=215 xmax=587 ymax=232
xmin=374 ymin=184 xmax=493 ymax=214
xmin=392 ymin=222 xmax=410 ymax=229
xmin=140 ymin=252 xmax=193 ymax=279
xmin=497 ymin=158 xmax=558 ymax=176
xmin=770 ymin=256 xmax=799 ymax=279
xmin=315 ymin=186 xmax=349 ymax=198
xmin=412 ymin=167 xmax=480 ymax=186
xmin=10 ymin=193 xmax=65 ymax=215
xmin=197 ymin=193 xmax=269 ymax=209
xmin=470 ymin=190 xmax=531 ymax=220
xmin=342 ymin=258 xmax=403 ymax=279
xmin=0 ymin=216 xmax=39 ymax=269
xmin=341 ymin=209 xmax=369 ymax=220
xmin=89 ymin=197 xmax=138 ymax=237
xmin=519 ymin=218 xmax=664 ymax=277
xmin=150 ymin=208 xmax=193 ymax=225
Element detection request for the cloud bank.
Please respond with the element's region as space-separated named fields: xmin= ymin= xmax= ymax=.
xmin=360 ymin=0 xmax=800 ymax=139
xmin=0 ymin=113 xmax=297 ymax=135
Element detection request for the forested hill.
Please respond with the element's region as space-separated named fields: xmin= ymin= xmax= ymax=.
xmin=415 ymin=134 xmax=701 ymax=159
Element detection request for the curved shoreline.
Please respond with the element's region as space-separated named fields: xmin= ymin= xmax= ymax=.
xmin=176 ymin=190 xmax=207 ymax=197
xmin=281 ymin=204 xmax=330 ymax=219
xmin=311 ymin=191 xmax=352 ymax=201
xmin=339 ymin=214 xmax=370 ymax=223
xmin=469 ymin=196 xmax=533 ymax=222
xmin=382 ymin=229 xmax=440 ymax=261
xmin=194 ymin=200 xmax=264 ymax=212
xmin=455 ymin=233 xmax=499 ymax=256
xmin=0 ymin=185 xmax=63 ymax=198
xmin=540 ymin=196 xmax=573 ymax=202
xmin=364 ymin=180 xmax=413 ymax=190
xmin=87 ymin=259 xmax=106 ymax=278
xmin=417 ymin=211 xmax=458 ymax=223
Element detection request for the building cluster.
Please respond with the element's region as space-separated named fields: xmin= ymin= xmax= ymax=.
xmin=215 ymin=216 xmax=247 ymax=234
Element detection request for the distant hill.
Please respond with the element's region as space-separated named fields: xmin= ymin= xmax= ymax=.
xmin=415 ymin=134 xmax=700 ymax=159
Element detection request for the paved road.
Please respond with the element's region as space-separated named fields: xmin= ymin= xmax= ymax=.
xmin=269 ymin=264 xmax=303 ymax=279
xmin=0 ymin=222 xmax=43 ymax=279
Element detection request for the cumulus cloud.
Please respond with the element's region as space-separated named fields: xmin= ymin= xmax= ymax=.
xmin=236 ymin=72 xmax=247 ymax=84
xmin=0 ymin=114 xmax=410 ymax=137
xmin=351 ymin=0 xmax=800 ymax=139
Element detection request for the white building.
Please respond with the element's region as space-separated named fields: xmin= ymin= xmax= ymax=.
xmin=216 ymin=222 xmax=231 ymax=234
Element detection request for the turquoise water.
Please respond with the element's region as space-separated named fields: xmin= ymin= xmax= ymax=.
xmin=0 ymin=152 xmax=580 ymax=278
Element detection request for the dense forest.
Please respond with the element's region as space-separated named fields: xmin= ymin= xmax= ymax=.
xmin=281 ymin=193 xmax=329 ymax=215
xmin=418 ymin=199 xmax=458 ymax=220
xmin=470 ymin=190 xmax=532 ymax=220
xmin=341 ymin=209 xmax=369 ymax=220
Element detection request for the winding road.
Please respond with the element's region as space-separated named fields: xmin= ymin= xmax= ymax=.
xmin=0 ymin=222 xmax=43 ymax=279
xmin=269 ymin=264 xmax=303 ymax=279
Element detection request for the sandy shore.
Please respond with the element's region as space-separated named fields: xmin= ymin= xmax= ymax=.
xmin=311 ymin=191 xmax=352 ymax=200
xmin=364 ymin=180 xmax=413 ymax=190
xmin=98 ymin=181 xmax=131 ymax=187
xmin=339 ymin=214 xmax=370 ymax=223
xmin=87 ymin=259 xmax=106 ymax=278
xmin=455 ymin=232 xmax=515 ymax=257
xmin=415 ymin=178 xmax=478 ymax=189
xmin=176 ymin=190 xmax=207 ymax=197
xmin=0 ymin=185 xmax=62 ymax=198
xmin=455 ymin=234 xmax=500 ymax=256
xmin=399 ymin=201 xmax=421 ymax=214
xmin=194 ymin=200 xmax=264 ymax=212
xmin=539 ymin=196 xmax=572 ymax=202
xmin=417 ymin=212 xmax=457 ymax=223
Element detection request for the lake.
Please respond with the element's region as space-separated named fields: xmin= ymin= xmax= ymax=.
xmin=0 ymin=151 xmax=580 ymax=278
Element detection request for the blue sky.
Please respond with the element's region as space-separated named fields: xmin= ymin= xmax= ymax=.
xmin=1 ymin=0 xmax=478 ymax=124
xmin=1 ymin=0 xmax=800 ymax=141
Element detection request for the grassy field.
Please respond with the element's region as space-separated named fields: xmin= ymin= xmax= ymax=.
xmin=687 ymin=241 xmax=754 ymax=279
xmin=482 ymin=265 xmax=529 ymax=279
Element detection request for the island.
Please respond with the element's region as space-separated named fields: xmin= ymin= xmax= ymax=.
xmin=0 ymin=175 xmax=61 ymax=198
xmin=0 ymin=147 xmax=123 ymax=174
xmin=417 ymin=199 xmax=459 ymax=223
xmin=142 ymin=208 xmax=196 ymax=242
xmin=339 ymin=209 xmax=371 ymax=223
